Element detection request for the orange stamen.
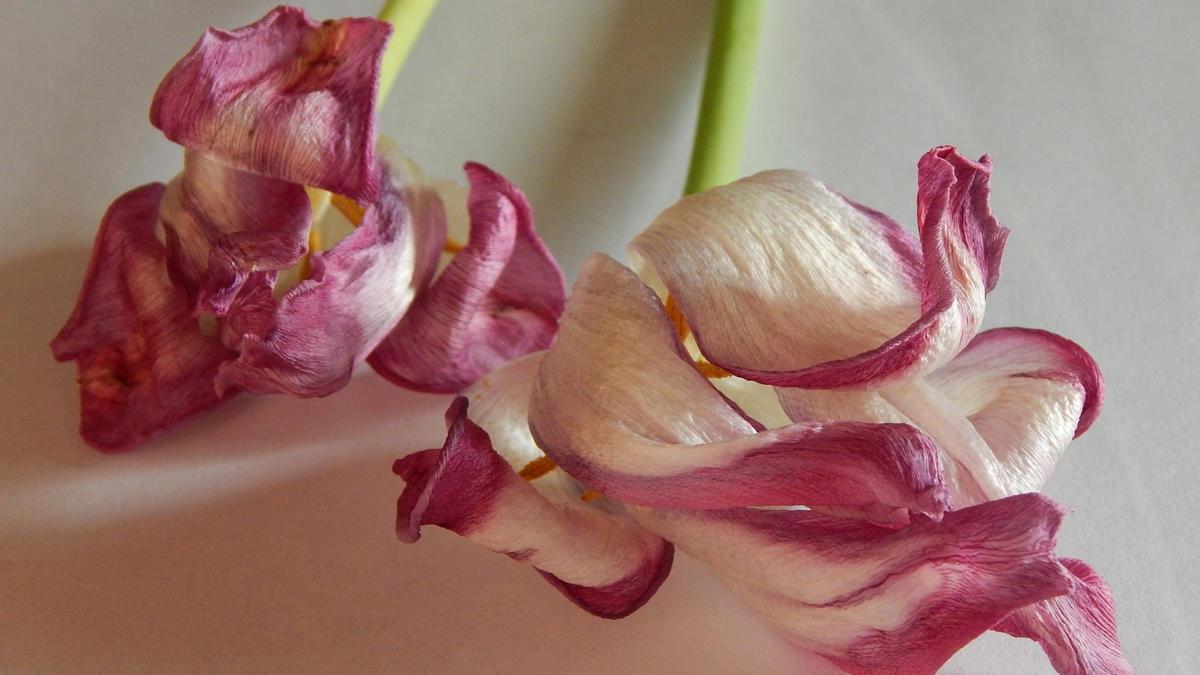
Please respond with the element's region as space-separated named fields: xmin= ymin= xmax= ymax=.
xmin=664 ymin=294 xmax=689 ymax=340
xmin=664 ymin=295 xmax=730 ymax=379
xmin=443 ymin=238 xmax=465 ymax=254
xmin=580 ymin=490 xmax=603 ymax=503
xmin=518 ymin=455 xmax=557 ymax=481
xmin=330 ymin=193 xmax=365 ymax=226
xmin=695 ymin=360 xmax=733 ymax=379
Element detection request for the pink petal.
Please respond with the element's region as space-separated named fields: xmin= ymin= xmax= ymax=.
xmin=996 ymin=558 xmax=1132 ymax=675
xmin=395 ymin=355 xmax=672 ymax=619
xmin=786 ymin=326 xmax=1103 ymax=503
xmin=778 ymin=387 xmax=991 ymax=509
xmin=51 ymin=184 xmax=235 ymax=451
xmin=159 ymin=151 xmax=310 ymax=314
xmin=528 ymin=254 xmax=947 ymax=520
xmin=150 ymin=6 xmax=390 ymax=200
xmin=368 ymin=162 xmax=566 ymax=394
xmin=636 ymin=493 xmax=1071 ymax=674
xmin=928 ymin=327 xmax=1104 ymax=492
xmin=216 ymin=156 xmax=444 ymax=397
xmin=630 ymin=145 xmax=1007 ymax=389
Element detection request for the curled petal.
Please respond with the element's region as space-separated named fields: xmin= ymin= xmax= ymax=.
xmin=150 ymin=6 xmax=390 ymax=199
xmin=778 ymin=387 xmax=989 ymax=509
xmin=216 ymin=157 xmax=444 ymax=397
xmin=368 ymin=162 xmax=566 ymax=394
xmin=630 ymin=145 xmax=1007 ymax=390
xmin=879 ymin=380 xmax=1012 ymax=501
xmin=51 ymin=184 xmax=235 ymax=451
xmin=995 ymin=558 xmax=1132 ymax=675
xmin=779 ymin=322 xmax=1101 ymax=503
xmin=636 ymin=493 xmax=1071 ymax=675
xmin=160 ymin=151 xmax=310 ymax=314
xmin=395 ymin=356 xmax=672 ymax=618
xmin=927 ymin=327 xmax=1103 ymax=495
xmin=529 ymin=254 xmax=947 ymax=519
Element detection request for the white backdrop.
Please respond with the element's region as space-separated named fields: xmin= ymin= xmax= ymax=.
xmin=2 ymin=1 xmax=1196 ymax=673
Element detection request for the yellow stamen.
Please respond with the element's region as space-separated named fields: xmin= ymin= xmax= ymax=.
xmin=330 ymin=193 xmax=366 ymax=226
xmin=518 ymin=455 xmax=557 ymax=481
xmin=580 ymin=490 xmax=604 ymax=503
xmin=695 ymin=359 xmax=733 ymax=379
xmin=664 ymin=294 xmax=689 ymax=341
xmin=443 ymin=238 xmax=465 ymax=254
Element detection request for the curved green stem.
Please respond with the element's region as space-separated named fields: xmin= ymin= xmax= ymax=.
xmin=684 ymin=0 xmax=764 ymax=195
xmin=376 ymin=0 xmax=440 ymax=109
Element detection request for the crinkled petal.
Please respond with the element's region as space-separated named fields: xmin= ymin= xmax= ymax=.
xmin=778 ymin=387 xmax=990 ymax=509
xmin=783 ymin=325 xmax=1102 ymax=503
xmin=528 ymin=254 xmax=947 ymax=520
xmin=877 ymin=325 xmax=1100 ymax=501
xmin=160 ymin=151 xmax=310 ymax=314
xmin=744 ymin=331 xmax=1099 ymax=504
xmin=368 ymin=162 xmax=566 ymax=394
xmin=631 ymin=145 xmax=1007 ymax=390
xmin=150 ymin=6 xmax=390 ymax=199
xmin=926 ymin=327 xmax=1104 ymax=495
xmin=51 ymin=184 xmax=235 ymax=451
xmin=878 ymin=379 xmax=1014 ymax=501
xmin=216 ymin=156 xmax=443 ymax=397
xmin=395 ymin=355 xmax=672 ymax=619
xmin=635 ymin=493 xmax=1071 ymax=675
xmin=996 ymin=558 xmax=1132 ymax=675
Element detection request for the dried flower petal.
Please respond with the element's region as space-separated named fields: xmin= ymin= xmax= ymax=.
xmin=159 ymin=151 xmax=311 ymax=314
xmin=150 ymin=6 xmax=391 ymax=199
xmin=631 ymin=146 xmax=1007 ymax=390
xmin=529 ymin=254 xmax=947 ymax=520
xmin=926 ymin=327 xmax=1103 ymax=496
xmin=216 ymin=156 xmax=444 ymax=397
xmin=637 ymin=494 xmax=1070 ymax=675
xmin=369 ymin=162 xmax=566 ymax=394
xmin=996 ymin=558 xmax=1132 ymax=675
xmin=395 ymin=355 xmax=672 ymax=618
xmin=51 ymin=184 xmax=235 ymax=451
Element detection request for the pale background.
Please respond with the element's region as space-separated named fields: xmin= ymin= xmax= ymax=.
xmin=1 ymin=1 xmax=1196 ymax=673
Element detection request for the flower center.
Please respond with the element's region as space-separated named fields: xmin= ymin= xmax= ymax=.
xmin=294 ymin=187 xmax=465 ymax=284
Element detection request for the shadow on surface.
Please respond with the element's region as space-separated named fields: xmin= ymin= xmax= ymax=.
xmin=527 ymin=0 xmax=712 ymax=276
xmin=0 ymin=247 xmax=451 ymax=536
xmin=1 ymin=446 xmax=830 ymax=673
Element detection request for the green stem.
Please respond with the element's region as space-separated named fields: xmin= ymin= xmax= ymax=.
xmin=376 ymin=0 xmax=440 ymax=109
xmin=684 ymin=0 xmax=764 ymax=195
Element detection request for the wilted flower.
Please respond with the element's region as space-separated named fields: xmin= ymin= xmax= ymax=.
xmin=52 ymin=6 xmax=564 ymax=451
xmin=394 ymin=147 xmax=1127 ymax=674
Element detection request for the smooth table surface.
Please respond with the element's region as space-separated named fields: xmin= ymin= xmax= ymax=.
xmin=2 ymin=1 xmax=1197 ymax=672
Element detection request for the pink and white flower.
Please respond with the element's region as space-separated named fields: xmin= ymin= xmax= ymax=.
xmin=395 ymin=147 xmax=1128 ymax=674
xmin=52 ymin=6 xmax=565 ymax=451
